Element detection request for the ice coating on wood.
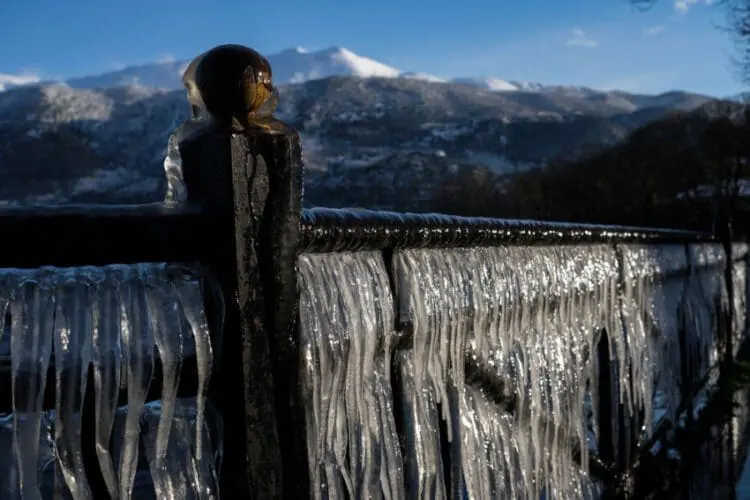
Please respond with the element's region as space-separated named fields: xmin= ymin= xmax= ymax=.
xmin=163 ymin=120 xmax=209 ymax=204
xmin=298 ymin=252 xmax=405 ymax=499
xmin=299 ymin=207 xmax=712 ymax=253
xmin=292 ymin=241 xmax=740 ymax=497
xmin=0 ymin=263 xmax=220 ymax=499
xmin=394 ymin=246 xmax=617 ymax=498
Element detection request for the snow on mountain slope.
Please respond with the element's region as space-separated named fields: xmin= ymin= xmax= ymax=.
xmin=400 ymin=72 xmax=446 ymax=83
xmin=66 ymin=60 xmax=189 ymax=90
xmin=271 ymin=46 xmax=400 ymax=83
xmin=0 ymin=45 xmax=599 ymax=96
xmin=1 ymin=45 xmax=715 ymax=103
xmin=0 ymin=73 xmax=41 ymax=92
xmin=452 ymin=77 xmax=520 ymax=92
xmin=58 ymin=46 xmax=402 ymax=91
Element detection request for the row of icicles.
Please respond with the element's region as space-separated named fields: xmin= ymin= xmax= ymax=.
xmin=0 ymin=263 xmax=220 ymax=500
xmin=298 ymin=242 xmax=747 ymax=500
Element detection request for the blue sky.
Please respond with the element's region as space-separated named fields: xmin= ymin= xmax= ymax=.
xmin=0 ymin=0 xmax=742 ymax=96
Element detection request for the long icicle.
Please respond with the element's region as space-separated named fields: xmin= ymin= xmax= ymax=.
xmin=53 ymin=269 xmax=94 ymax=499
xmin=10 ymin=270 xmax=56 ymax=500
xmin=117 ymin=266 xmax=155 ymax=500
xmin=298 ymin=251 xmax=405 ymax=500
xmin=144 ymin=264 xmax=185 ymax=498
xmin=170 ymin=267 xmax=214 ymax=465
xmin=91 ymin=268 xmax=123 ymax=498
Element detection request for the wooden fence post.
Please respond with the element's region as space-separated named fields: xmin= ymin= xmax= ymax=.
xmin=177 ymin=45 xmax=306 ymax=499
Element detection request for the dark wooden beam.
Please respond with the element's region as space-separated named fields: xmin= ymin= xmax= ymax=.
xmin=180 ymin=44 xmax=306 ymax=500
xmin=0 ymin=204 xmax=215 ymax=268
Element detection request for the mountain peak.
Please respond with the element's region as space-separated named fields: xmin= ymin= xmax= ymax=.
xmin=0 ymin=45 xmax=708 ymax=97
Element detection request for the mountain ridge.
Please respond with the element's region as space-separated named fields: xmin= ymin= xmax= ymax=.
xmin=0 ymin=46 xmax=722 ymax=99
xmin=0 ymin=70 xmax=721 ymax=210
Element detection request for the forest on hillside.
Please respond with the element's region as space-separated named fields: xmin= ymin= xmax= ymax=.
xmin=429 ymin=101 xmax=750 ymax=235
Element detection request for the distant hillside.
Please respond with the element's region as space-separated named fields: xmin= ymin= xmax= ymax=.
xmin=0 ymin=73 xmax=717 ymax=209
xmin=467 ymin=100 xmax=750 ymax=230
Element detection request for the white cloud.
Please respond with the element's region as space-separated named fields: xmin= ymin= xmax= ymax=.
xmin=566 ymin=28 xmax=598 ymax=48
xmin=674 ymin=0 xmax=715 ymax=14
xmin=0 ymin=72 xmax=41 ymax=92
xmin=643 ymin=24 xmax=667 ymax=36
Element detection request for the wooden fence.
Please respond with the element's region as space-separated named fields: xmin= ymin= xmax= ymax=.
xmin=0 ymin=44 xmax=747 ymax=499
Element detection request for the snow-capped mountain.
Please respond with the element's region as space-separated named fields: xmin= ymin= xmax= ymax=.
xmin=451 ymin=77 xmax=521 ymax=92
xmin=0 ymin=70 xmax=717 ymax=209
xmin=268 ymin=47 xmax=400 ymax=84
xmin=61 ymin=46 xmax=403 ymax=91
xmin=0 ymin=44 xmax=728 ymax=211
xmin=0 ymin=46 xmax=629 ymax=96
xmin=65 ymin=60 xmax=190 ymax=90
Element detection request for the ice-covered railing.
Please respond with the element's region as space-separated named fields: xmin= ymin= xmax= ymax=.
xmin=1 ymin=43 xmax=749 ymax=500
xmin=0 ymin=45 xmax=306 ymax=500
xmin=296 ymin=208 xmax=750 ymax=499
xmin=0 ymin=264 xmax=221 ymax=499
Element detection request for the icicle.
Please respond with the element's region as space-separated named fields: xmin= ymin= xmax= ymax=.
xmin=144 ymin=264 xmax=185 ymax=495
xmin=117 ymin=266 xmax=155 ymax=500
xmin=163 ymin=116 xmax=209 ymax=204
xmin=393 ymin=245 xmax=618 ymax=499
xmin=140 ymin=397 xmax=221 ymax=500
xmin=298 ymin=252 xmax=404 ymax=500
xmin=163 ymin=132 xmax=187 ymax=204
xmin=619 ymin=245 xmax=689 ymax=432
xmin=90 ymin=268 xmax=123 ymax=498
xmin=0 ymin=411 xmax=57 ymax=499
xmin=170 ymin=267 xmax=213 ymax=462
xmin=396 ymin=350 xmax=446 ymax=500
xmin=52 ymin=269 xmax=94 ymax=499
xmin=0 ymin=271 xmax=25 ymax=359
xmin=10 ymin=270 xmax=55 ymax=500
xmin=685 ymin=244 xmax=728 ymax=398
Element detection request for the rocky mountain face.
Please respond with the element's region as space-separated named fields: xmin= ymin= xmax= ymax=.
xmin=0 ymin=46 xmax=718 ymax=210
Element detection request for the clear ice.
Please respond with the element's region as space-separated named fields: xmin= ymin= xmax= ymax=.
xmin=163 ymin=109 xmax=211 ymax=204
xmin=53 ymin=270 xmax=94 ymax=499
xmin=0 ymin=263 xmax=220 ymax=499
xmin=117 ymin=267 xmax=156 ymax=500
xmin=11 ymin=271 xmax=56 ymax=500
xmin=296 ymin=241 xmax=744 ymax=499
xmin=170 ymin=268 xmax=214 ymax=462
xmin=91 ymin=269 xmax=123 ymax=497
xmin=394 ymin=246 xmax=617 ymax=499
xmin=298 ymin=252 xmax=405 ymax=500
xmin=139 ymin=397 xmax=222 ymax=499
xmin=0 ymin=236 xmax=744 ymax=499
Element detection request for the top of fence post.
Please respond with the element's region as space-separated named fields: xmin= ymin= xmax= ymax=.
xmin=177 ymin=45 xmax=306 ymax=499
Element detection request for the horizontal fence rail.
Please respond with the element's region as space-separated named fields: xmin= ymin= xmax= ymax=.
xmin=0 ymin=204 xmax=217 ymax=267
xmin=297 ymin=213 xmax=749 ymax=498
xmin=300 ymin=207 xmax=715 ymax=253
